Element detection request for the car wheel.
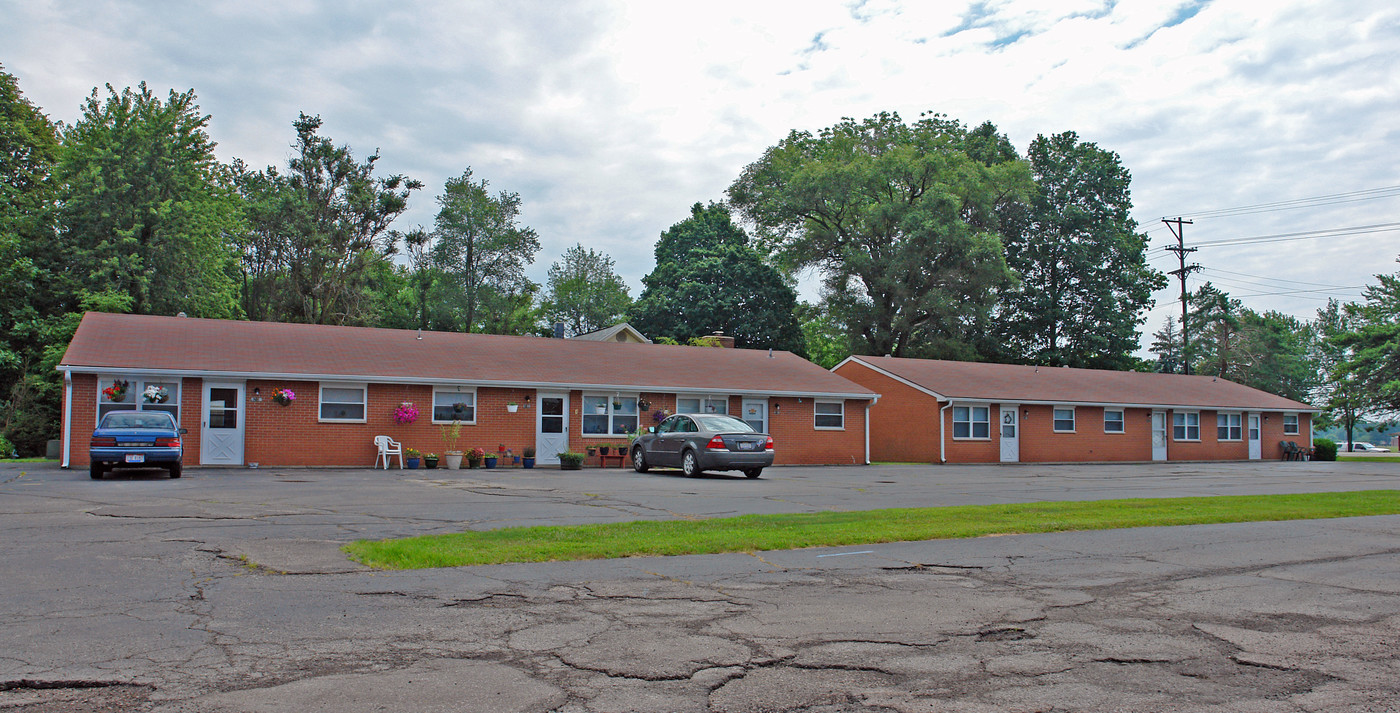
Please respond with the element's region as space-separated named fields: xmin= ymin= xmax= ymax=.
xmin=90 ymin=462 xmax=104 ymax=480
xmin=681 ymin=450 xmax=701 ymax=478
xmin=632 ymin=445 xmax=649 ymax=473
xmin=169 ymin=463 xmax=182 ymax=478
xmin=744 ymin=468 xmax=763 ymax=479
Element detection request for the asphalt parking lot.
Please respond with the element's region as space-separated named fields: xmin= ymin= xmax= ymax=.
xmin=2 ymin=459 xmax=1398 ymax=712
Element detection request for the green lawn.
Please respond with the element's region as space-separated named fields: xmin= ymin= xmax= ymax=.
xmin=1338 ymin=455 xmax=1400 ymax=462
xmin=344 ymin=490 xmax=1400 ymax=569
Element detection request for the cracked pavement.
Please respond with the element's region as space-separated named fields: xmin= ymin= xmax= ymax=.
xmin=2 ymin=460 xmax=1398 ymax=711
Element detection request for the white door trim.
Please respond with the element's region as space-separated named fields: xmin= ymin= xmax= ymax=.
xmin=999 ymin=404 xmax=1019 ymax=463
xmin=1151 ymin=410 xmax=1168 ymax=462
xmin=1247 ymin=412 xmax=1262 ymax=460
xmin=201 ymin=381 xmax=245 ymax=465
xmin=536 ymin=392 xmax=569 ymax=465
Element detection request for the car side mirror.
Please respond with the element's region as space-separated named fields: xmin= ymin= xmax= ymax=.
xmin=179 ymin=428 xmax=188 ymax=434
xmin=648 ymin=426 xmax=655 ymax=434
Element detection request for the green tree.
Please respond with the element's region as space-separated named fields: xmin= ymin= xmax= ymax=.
xmin=1313 ymin=299 xmax=1386 ymax=450
xmin=727 ymin=111 xmax=1032 ymax=358
xmin=997 ymin=132 xmax=1165 ymax=369
xmin=630 ymin=202 xmax=805 ymax=353
xmin=55 ymin=83 xmax=243 ymax=319
xmin=1335 ymin=264 xmax=1400 ymax=413
xmin=796 ymin=301 xmax=850 ymax=369
xmin=1185 ymin=283 xmax=1315 ymax=400
xmin=1148 ymin=317 xmax=1183 ymax=374
xmin=544 ymin=243 xmax=631 ymax=336
xmin=430 ymin=167 xmax=540 ymax=333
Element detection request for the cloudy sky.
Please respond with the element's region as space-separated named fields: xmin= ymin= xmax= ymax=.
xmin=4 ymin=0 xmax=1398 ymax=346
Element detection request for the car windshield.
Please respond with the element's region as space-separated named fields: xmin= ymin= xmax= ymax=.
xmin=692 ymin=415 xmax=754 ymax=433
xmin=101 ymin=412 xmax=175 ymax=429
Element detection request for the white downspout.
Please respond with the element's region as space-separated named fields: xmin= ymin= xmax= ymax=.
xmin=62 ymin=370 xmax=73 ymax=468
xmin=864 ymin=401 xmax=871 ymax=465
xmin=939 ymin=401 xmax=952 ymax=464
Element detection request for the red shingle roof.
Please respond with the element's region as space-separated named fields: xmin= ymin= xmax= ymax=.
xmin=843 ymin=356 xmax=1315 ymax=411
xmin=61 ymin=313 xmax=876 ymax=398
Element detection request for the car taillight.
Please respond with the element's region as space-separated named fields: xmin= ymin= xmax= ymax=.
xmin=706 ymin=435 xmax=727 ymax=450
xmin=90 ymin=436 xmax=116 ymax=447
xmin=156 ymin=437 xmax=181 ymax=447
xmin=764 ymin=436 xmax=774 ymax=451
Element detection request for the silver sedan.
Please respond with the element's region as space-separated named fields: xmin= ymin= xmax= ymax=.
xmin=631 ymin=413 xmax=773 ymax=478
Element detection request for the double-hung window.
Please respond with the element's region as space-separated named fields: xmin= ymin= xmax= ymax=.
xmin=1053 ymin=407 xmax=1076 ymax=433
xmin=97 ymin=377 xmax=181 ymax=423
xmin=952 ymin=406 xmax=990 ymax=439
xmin=320 ymin=383 xmax=367 ymax=422
xmin=583 ymin=395 xmax=639 ymax=436
xmin=1283 ymin=413 xmax=1299 ymax=435
xmin=1104 ymin=409 xmax=1125 ymax=433
xmin=1217 ymin=412 xmax=1242 ymax=441
xmin=814 ymin=401 xmax=844 ymax=429
xmin=431 ymin=388 xmax=476 ymax=423
xmin=1173 ymin=411 xmax=1200 ymax=441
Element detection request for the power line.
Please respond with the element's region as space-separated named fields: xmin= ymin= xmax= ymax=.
xmin=1157 ymin=183 xmax=1400 ymax=221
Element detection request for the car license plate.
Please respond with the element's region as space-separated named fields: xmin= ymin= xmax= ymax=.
xmin=737 ymin=442 xmax=755 ymax=451
xmin=125 ymin=454 xmax=145 ymax=463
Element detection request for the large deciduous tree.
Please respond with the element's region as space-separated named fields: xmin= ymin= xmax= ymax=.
xmin=56 ymin=83 xmax=244 ymax=320
xmin=997 ymin=131 xmax=1165 ymax=368
xmin=727 ymin=112 xmax=1032 ymax=359
xmin=1313 ymin=299 xmax=1385 ymax=450
xmin=544 ymin=243 xmax=631 ymax=336
xmin=1335 ymin=264 xmax=1400 ymax=413
xmin=430 ymin=167 xmax=539 ymax=333
xmin=630 ymin=202 xmax=805 ymax=354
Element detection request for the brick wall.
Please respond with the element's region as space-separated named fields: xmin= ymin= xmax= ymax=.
xmin=833 ymin=361 xmax=941 ymax=463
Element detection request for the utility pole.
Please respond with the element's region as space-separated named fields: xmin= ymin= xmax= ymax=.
xmin=1162 ymin=217 xmax=1200 ymax=375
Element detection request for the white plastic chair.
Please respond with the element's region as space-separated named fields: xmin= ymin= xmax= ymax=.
xmin=374 ymin=435 xmax=403 ymax=469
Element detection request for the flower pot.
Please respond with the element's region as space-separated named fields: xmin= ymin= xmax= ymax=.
xmin=560 ymin=460 xmax=582 ymax=471
xmin=599 ymin=446 xmax=610 ymax=456
xmin=424 ymin=457 xmax=438 ymax=469
xmin=595 ymin=405 xmax=607 ymax=414
xmin=444 ymin=452 xmax=463 ymax=469
xmin=406 ymin=457 xmax=420 ymax=470
xmin=467 ymin=459 xmax=481 ymax=469
xmin=522 ymin=457 xmax=535 ymax=469
xmin=507 ymin=404 xmax=519 ymax=413
xmin=512 ymin=456 xmax=520 ymax=465
xmin=483 ymin=456 xmax=497 ymax=469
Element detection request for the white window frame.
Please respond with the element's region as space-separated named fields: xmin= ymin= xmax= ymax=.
xmin=430 ymin=387 xmax=477 ymax=424
xmin=1217 ymin=412 xmax=1242 ymax=441
xmin=951 ymin=405 xmax=990 ymax=440
xmin=96 ymin=376 xmax=181 ymax=424
xmin=676 ymin=395 xmax=729 ymax=415
xmin=1053 ymin=406 xmax=1076 ymax=433
xmin=814 ymin=400 xmax=845 ymax=430
xmin=1103 ymin=409 xmax=1125 ymax=434
xmin=582 ymin=393 xmax=640 ymax=438
xmin=1173 ymin=411 xmax=1200 ymax=441
xmin=318 ymin=382 xmax=368 ymax=423
xmin=1283 ymin=412 xmax=1300 ymax=435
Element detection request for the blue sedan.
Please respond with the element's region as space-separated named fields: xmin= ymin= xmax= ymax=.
xmin=90 ymin=410 xmax=186 ymax=479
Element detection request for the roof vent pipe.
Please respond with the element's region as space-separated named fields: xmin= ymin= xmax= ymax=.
xmin=416 ymin=329 xmax=423 ymax=340
xmin=554 ymin=322 xmax=566 ymax=339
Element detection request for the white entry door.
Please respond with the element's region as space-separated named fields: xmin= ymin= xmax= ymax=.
xmin=1248 ymin=413 xmax=1262 ymax=460
xmin=742 ymin=399 xmax=768 ymax=433
xmin=999 ymin=405 xmax=1019 ymax=463
xmin=201 ymin=382 xmax=245 ymax=465
xmin=536 ymin=393 xmax=569 ymax=465
xmin=1151 ymin=410 xmax=1168 ymax=461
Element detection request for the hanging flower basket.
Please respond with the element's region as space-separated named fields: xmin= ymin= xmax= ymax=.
xmin=142 ymin=385 xmax=170 ymax=404
xmin=271 ymin=388 xmax=296 ymax=406
xmin=102 ymin=380 xmax=129 ymax=403
xmin=393 ymin=402 xmax=419 ymax=425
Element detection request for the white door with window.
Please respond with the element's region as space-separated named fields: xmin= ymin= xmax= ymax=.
xmin=1247 ymin=413 xmax=1262 ymax=460
xmin=1151 ymin=410 xmax=1168 ymax=461
xmin=999 ymin=405 xmax=1019 ymax=463
xmin=741 ymin=399 xmax=768 ymax=433
xmin=201 ymin=382 xmax=245 ymax=465
xmin=536 ymin=393 xmax=569 ymax=465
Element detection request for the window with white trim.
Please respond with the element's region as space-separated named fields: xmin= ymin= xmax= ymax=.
xmin=1053 ymin=407 xmax=1076 ymax=433
xmin=319 ymin=383 xmax=367 ymax=422
xmin=676 ymin=396 xmax=728 ymax=415
xmin=1104 ymin=409 xmax=1124 ymax=433
xmin=97 ymin=377 xmax=181 ymax=423
xmin=1217 ymin=412 xmax=1242 ymax=441
xmin=1283 ymin=413 xmax=1299 ymax=435
xmin=431 ymin=388 xmax=476 ymax=423
xmin=952 ymin=405 xmax=990 ymax=439
xmin=583 ymin=394 xmax=639 ymax=436
xmin=814 ymin=401 xmax=845 ymax=429
xmin=1173 ymin=411 xmax=1200 ymax=441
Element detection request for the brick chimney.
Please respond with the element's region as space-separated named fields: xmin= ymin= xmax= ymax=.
xmin=709 ymin=331 xmax=735 ymax=348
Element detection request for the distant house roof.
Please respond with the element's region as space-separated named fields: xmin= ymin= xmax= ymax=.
xmin=61 ymin=313 xmax=875 ymax=399
xmin=571 ymin=323 xmax=651 ymax=344
xmin=838 ymin=355 xmax=1317 ymax=412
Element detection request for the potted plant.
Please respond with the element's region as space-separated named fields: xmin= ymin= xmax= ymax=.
xmin=453 ymin=401 xmax=469 ymax=417
xmin=142 ymin=384 xmax=170 ymax=404
xmin=466 ymin=447 xmax=484 ymax=469
xmin=558 ymin=452 xmax=584 ymax=470
xmin=483 ymin=449 xmax=498 ymax=469
xmin=423 ymin=452 xmax=439 ymax=469
xmin=612 ymin=399 xmax=623 ymax=410
xmin=393 ymin=402 xmax=419 ymax=425
xmin=405 ymin=447 xmax=422 ymax=469
xmin=522 ymin=447 xmax=536 ymax=469
xmin=441 ymin=419 xmax=464 ymax=469
xmin=616 ymin=442 xmax=628 ymax=456
xmin=637 ymin=398 xmax=650 ymax=411
xmin=595 ymin=403 xmax=607 ymax=414
xmin=103 ymin=379 xmax=129 ymax=403
xmin=598 ymin=443 xmax=611 ymax=456
xmin=271 ymin=388 xmax=296 ymax=407
xmin=586 ymin=445 xmax=597 ymax=457
xmin=507 ymin=401 xmax=519 ymax=413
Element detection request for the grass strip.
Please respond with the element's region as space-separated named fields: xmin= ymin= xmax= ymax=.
xmin=1338 ymin=455 xmax=1400 ymax=462
xmin=343 ymin=490 xmax=1400 ymax=569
